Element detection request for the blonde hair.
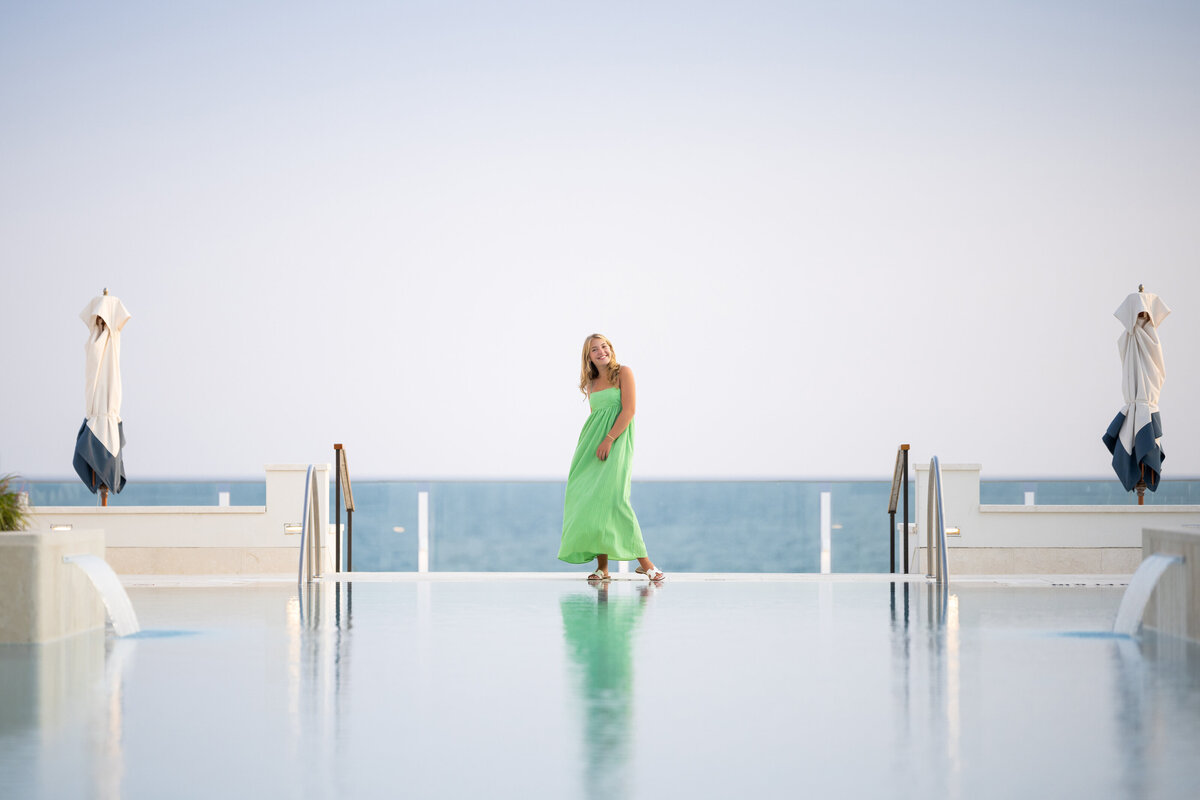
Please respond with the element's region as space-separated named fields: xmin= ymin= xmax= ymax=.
xmin=579 ymin=333 xmax=621 ymax=395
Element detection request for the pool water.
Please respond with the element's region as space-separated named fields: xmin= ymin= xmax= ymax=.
xmin=2 ymin=578 xmax=1198 ymax=799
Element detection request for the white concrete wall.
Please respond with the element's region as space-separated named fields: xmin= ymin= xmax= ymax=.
xmin=0 ymin=529 xmax=106 ymax=642
xmin=911 ymin=463 xmax=1200 ymax=574
xmin=1142 ymin=527 xmax=1199 ymax=641
xmin=26 ymin=465 xmax=331 ymax=575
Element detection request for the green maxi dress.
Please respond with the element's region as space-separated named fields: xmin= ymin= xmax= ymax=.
xmin=558 ymin=388 xmax=648 ymax=564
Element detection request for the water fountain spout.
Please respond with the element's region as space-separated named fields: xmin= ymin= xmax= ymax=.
xmin=63 ymin=554 xmax=140 ymax=636
xmin=1113 ymin=553 xmax=1184 ymax=636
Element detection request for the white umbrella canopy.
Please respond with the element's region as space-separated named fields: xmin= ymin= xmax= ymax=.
xmin=1102 ymin=288 xmax=1169 ymax=500
xmin=72 ymin=292 xmax=131 ymax=500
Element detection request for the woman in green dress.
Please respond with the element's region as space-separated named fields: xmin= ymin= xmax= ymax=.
xmin=559 ymin=334 xmax=665 ymax=582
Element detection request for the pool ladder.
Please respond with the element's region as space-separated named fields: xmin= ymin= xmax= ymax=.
xmin=296 ymin=448 xmax=356 ymax=583
xmin=334 ymin=443 xmax=355 ymax=572
xmin=298 ymin=464 xmax=324 ymax=584
xmin=887 ymin=444 xmax=911 ymax=573
xmin=926 ymin=456 xmax=950 ymax=584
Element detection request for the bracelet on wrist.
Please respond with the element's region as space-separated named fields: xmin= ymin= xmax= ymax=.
xmin=605 ymin=434 xmax=616 ymax=441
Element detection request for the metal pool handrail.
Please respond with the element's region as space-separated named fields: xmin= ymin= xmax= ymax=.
xmin=887 ymin=444 xmax=910 ymax=573
xmin=298 ymin=464 xmax=324 ymax=584
xmin=334 ymin=444 xmax=356 ymax=572
xmin=926 ymin=456 xmax=949 ymax=584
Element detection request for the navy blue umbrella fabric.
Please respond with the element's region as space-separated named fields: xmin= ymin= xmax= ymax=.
xmin=1102 ymin=291 xmax=1169 ymax=492
xmin=73 ymin=294 xmax=131 ymax=495
xmin=73 ymin=418 xmax=126 ymax=494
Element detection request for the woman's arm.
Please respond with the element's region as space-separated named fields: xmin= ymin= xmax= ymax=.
xmin=595 ymin=366 xmax=636 ymax=461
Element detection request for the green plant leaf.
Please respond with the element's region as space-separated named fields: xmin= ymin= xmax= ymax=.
xmin=0 ymin=474 xmax=31 ymax=532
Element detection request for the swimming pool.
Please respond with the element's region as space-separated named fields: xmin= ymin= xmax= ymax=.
xmin=1 ymin=576 xmax=1198 ymax=798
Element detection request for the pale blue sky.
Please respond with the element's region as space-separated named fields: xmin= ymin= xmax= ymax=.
xmin=2 ymin=1 xmax=1198 ymax=479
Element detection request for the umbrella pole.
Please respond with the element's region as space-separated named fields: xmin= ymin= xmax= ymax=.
xmin=101 ymin=486 xmax=108 ymax=507
xmin=1137 ymin=464 xmax=1145 ymax=506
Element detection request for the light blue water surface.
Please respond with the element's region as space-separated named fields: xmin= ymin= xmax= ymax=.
xmin=24 ymin=478 xmax=1200 ymax=573
xmin=2 ymin=579 xmax=1199 ymax=799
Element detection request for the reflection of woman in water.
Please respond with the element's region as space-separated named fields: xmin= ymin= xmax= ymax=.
xmin=559 ymin=334 xmax=665 ymax=582
xmin=560 ymin=585 xmax=654 ymax=796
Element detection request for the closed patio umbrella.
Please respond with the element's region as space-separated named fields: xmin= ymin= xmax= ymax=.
xmin=73 ymin=290 xmax=131 ymax=505
xmin=1102 ymin=286 xmax=1169 ymax=504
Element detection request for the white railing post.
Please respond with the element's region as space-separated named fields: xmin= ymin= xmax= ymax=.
xmin=820 ymin=491 xmax=832 ymax=574
xmin=417 ymin=491 xmax=429 ymax=573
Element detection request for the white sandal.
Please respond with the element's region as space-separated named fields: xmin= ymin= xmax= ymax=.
xmin=635 ymin=566 xmax=665 ymax=582
xmin=587 ymin=569 xmax=610 ymax=581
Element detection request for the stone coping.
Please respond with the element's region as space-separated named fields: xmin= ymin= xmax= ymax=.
xmin=31 ymin=506 xmax=268 ymax=515
xmin=1144 ymin=526 xmax=1200 ymax=544
xmin=981 ymin=505 xmax=1200 ymax=514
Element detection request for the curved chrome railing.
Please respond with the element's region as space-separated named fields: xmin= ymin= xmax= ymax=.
xmin=297 ymin=464 xmax=324 ymax=584
xmin=926 ymin=456 xmax=949 ymax=584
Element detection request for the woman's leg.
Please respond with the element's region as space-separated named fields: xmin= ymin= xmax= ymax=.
xmin=635 ymin=557 xmax=664 ymax=581
xmin=597 ymin=554 xmax=609 ymax=573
